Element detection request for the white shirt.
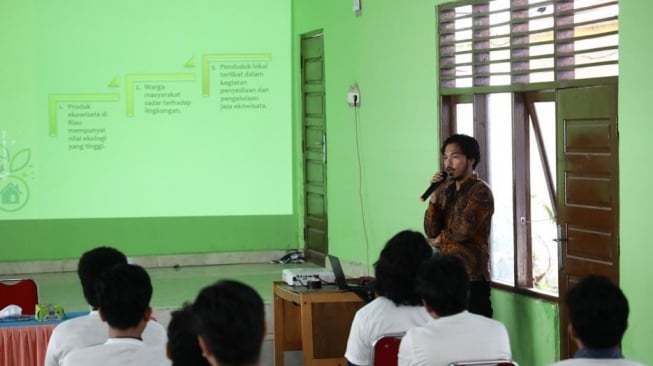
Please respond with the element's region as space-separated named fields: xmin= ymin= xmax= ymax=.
xmin=398 ymin=311 xmax=511 ymax=366
xmin=62 ymin=337 xmax=170 ymax=366
xmin=45 ymin=310 xmax=167 ymax=366
xmin=345 ymin=296 xmax=432 ymax=366
xmin=549 ymin=359 xmax=646 ymax=366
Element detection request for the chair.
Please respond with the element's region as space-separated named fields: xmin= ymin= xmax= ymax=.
xmin=370 ymin=332 xmax=405 ymax=366
xmin=448 ymin=360 xmax=518 ymax=366
xmin=0 ymin=278 xmax=39 ymax=315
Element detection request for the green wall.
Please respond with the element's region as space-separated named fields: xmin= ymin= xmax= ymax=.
xmin=0 ymin=216 xmax=297 ymax=261
xmin=618 ymin=2 xmax=653 ymax=365
xmin=292 ymin=0 xmax=653 ymax=364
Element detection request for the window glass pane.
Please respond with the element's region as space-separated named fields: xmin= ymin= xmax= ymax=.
xmin=490 ymin=75 xmax=511 ymax=86
xmin=530 ymin=71 xmax=554 ymax=83
xmin=528 ymin=102 xmax=558 ymax=293
xmin=533 ymin=102 xmax=556 ymax=179
xmin=456 ymin=77 xmax=472 ymax=88
xmin=455 ymin=103 xmax=473 ymax=136
xmin=487 ymin=93 xmax=514 ymax=285
xmin=574 ymin=63 xmax=618 ymax=79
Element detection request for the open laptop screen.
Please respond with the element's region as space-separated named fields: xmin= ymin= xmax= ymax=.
xmin=327 ymin=255 xmax=349 ymax=290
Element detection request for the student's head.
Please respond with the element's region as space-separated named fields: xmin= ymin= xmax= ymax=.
xmin=440 ymin=134 xmax=481 ymax=170
xmin=192 ymin=280 xmax=265 ymax=366
xmin=566 ymin=274 xmax=629 ymax=349
xmin=95 ymin=263 xmax=153 ymax=329
xmin=168 ymin=305 xmax=210 ymax=366
xmin=416 ymin=254 xmax=469 ymax=317
xmin=374 ymin=230 xmax=433 ymax=306
xmin=77 ymin=246 xmax=128 ymax=308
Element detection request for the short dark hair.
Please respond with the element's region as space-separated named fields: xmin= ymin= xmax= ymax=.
xmin=192 ymin=280 xmax=265 ymax=366
xmin=95 ymin=264 xmax=152 ymax=329
xmin=566 ymin=275 xmax=629 ymax=348
xmin=168 ymin=304 xmax=210 ymax=366
xmin=440 ymin=134 xmax=481 ymax=169
xmin=416 ymin=254 xmax=469 ymax=316
xmin=374 ymin=230 xmax=433 ymax=306
xmin=77 ymin=246 xmax=128 ymax=307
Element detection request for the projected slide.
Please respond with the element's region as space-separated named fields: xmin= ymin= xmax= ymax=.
xmin=0 ymin=0 xmax=292 ymax=220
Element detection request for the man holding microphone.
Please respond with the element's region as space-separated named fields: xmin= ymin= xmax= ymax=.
xmin=423 ymin=134 xmax=495 ymax=317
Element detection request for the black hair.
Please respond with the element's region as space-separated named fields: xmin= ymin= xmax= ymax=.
xmin=416 ymin=254 xmax=469 ymax=316
xmin=77 ymin=246 xmax=128 ymax=307
xmin=168 ymin=304 xmax=210 ymax=366
xmin=440 ymin=134 xmax=481 ymax=169
xmin=374 ymin=230 xmax=433 ymax=306
xmin=95 ymin=263 xmax=152 ymax=329
xmin=192 ymin=280 xmax=265 ymax=366
xmin=566 ymin=275 xmax=629 ymax=348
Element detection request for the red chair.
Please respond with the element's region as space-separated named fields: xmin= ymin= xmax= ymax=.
xmin=371 ymin=332 xmax=404 ymax=366
xmin=448 ymin=360 xmax=519 ymax=366
xmin=0 ymin=278 xmax=39 ymax=315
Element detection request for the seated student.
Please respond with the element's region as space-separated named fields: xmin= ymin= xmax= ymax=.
xmin=167 ymin=305 xmax=210 ymax=366
xmin=398 ymin=254 xmax=511 ymax=366
xmin=345 ymin=230 xmax=433 ymax=366
xmin=45 ymin=247 xmax=166 ymax=366
xmin=192 ymin=280 xmax=265 ymax=366
xmin=549 ymin=275 xmax=644 ymax=366
xmin=62 ymin=264 xmax=170 ymax=366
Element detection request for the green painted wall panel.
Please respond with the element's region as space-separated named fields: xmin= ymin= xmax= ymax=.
xmin=0 ymin=215 xmax=297 ymax=261
xmin=493 ymin=290 xmax=559 ymax=365
xmin=618 ymin=2 xmax=653 ymax=365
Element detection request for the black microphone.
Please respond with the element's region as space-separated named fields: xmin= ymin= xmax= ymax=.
xmin=419 ymin=171 xmax=448 ymax=202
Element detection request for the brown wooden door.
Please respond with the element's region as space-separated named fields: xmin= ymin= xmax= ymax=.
xmin=556 ymin=82 xmax=619 ymax=359
xmin=301 ymin=32 xmax=328 ymax=264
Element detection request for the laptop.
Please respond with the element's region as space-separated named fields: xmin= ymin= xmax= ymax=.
xmin=327 ymin=255 xmax=375 ymax=303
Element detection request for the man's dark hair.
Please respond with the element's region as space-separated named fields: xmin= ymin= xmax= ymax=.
xmin=566 ymin=275 xmax=629 ymax=348
xmin=77 ymin=246 xmax=128 ymax=308
xmin=416 ymin=254 xmax=469 ymax=316
xmin=95 ymin=263 xmax=152 ymax=329
xmin=192 ymin=280 xmax=265 ymax=366
xmin=440 ymin=134 xmax=481 ymax=169
xmin=374 ymin=230 xmax=433 ymax=306
xmin=168 ymin=304 xmax=210 ymax=366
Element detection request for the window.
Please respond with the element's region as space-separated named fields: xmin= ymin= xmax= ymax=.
xmin=438 ymin=0 xmax=618 ymax=296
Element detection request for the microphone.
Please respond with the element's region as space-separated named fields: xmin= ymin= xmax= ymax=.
xmin=419 ymin=171 xmax=448 ymax=202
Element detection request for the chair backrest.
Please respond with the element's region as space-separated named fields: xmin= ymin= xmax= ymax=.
xmin=448 ymin=360 xmax=518 ymax=366
xmin=0 ymin=278 xmax=39 ymax=315
xmin=371 ymin=332 xmax=405 ymax=366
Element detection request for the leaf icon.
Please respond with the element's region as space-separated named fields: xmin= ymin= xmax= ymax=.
xmin=10 ymin=148 xmax=31 ymax=173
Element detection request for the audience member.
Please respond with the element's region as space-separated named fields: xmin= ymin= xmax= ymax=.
xmin=192 ymin=280 xmax=265 ymax=366
xmin=167 ymin=304 xmax=210 ymax=366
xmin=345 ymin=230 xmax=433 ymax=366
xmin=62 ymin=263 xmax=170 ymax=366
xmin=398 ymin=254 xmax=511 ymax=366
xmin=45 ymin=247 xmax=166 ymax=366
xmin=548 ymin=275 xmax=644 ymax=366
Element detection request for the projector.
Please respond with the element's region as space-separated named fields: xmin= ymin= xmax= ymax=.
xmin=282 ymin=268 xmax=335 ymax=286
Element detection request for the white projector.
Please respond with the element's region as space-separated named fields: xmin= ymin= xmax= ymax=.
xmin=282 ymin=268 xmax=335 ymax=286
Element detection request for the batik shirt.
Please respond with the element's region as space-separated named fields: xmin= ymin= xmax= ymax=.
xmin=423 ymin=175 xmax=494 ymax=281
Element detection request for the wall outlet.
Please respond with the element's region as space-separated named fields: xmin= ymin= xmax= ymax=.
xmin=347 ymin=84 xmax=360 ymax=107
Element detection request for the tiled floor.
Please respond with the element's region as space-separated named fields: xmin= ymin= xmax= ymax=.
xmin=17 ymin=262 xmax=317 ymax=366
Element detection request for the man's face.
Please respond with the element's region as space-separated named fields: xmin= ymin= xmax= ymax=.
xmin=442 ymin=143 xmax=474 ymax=180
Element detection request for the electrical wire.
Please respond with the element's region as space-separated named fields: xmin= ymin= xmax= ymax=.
xmin=353 ymin=99 xmax=370 ymax=276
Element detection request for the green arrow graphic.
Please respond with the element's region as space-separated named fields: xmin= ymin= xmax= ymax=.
xmin=201 ymin=53 xmax=271 ymax=97
xmin=48 ymin=94 xmax=120 ymax=137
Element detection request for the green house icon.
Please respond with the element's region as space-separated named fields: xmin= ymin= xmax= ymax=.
xmin=1 ymin=182 xmax=21 ymax=204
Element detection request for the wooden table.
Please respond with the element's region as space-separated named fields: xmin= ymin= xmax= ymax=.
xmin=273 ymin=281 xmax=365 ymax=366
